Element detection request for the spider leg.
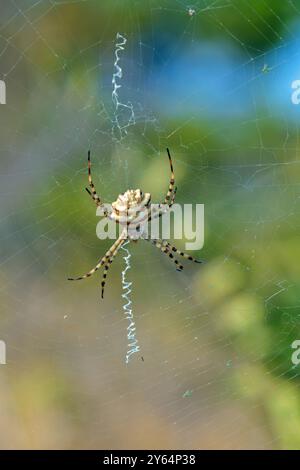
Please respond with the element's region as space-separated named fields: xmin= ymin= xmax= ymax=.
xmin=165 ymin=242 xmax=203 ymax=264
xmin=147 ymin=186 xmax=177 ymax=223
xmin=101 ymin=238 xmax=125 ymax=298
xmin=86 ymin=150 xmax=108 ymax=216
xmin=164 ymin=148 xmax=176 ymax=205
xmin=134 ymin=149 xmax=176 ymax=230
xmin=145 ymin=238 xmax=183 ymax=271
xmin=68 ymin=235 xmax=125 ymax=281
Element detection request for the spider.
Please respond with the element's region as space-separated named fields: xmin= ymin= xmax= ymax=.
xmin=68 ymin=148 xmax=202 ymax=298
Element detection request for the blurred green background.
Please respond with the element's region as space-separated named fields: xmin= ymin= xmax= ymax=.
xmin=0 ymin=0 xmax=300 ymax=449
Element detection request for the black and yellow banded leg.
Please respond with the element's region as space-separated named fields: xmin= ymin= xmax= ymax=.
xmin=168 ymin=185 xmax=177 ymax=207
xmin=101 ymin=239 xmax=125 ymax=298
xmin=146 ymin=149 xmax=176 ymax=224
xmin=162 ymin=243 xmax=183 ymax=272
xmin=164 ymin=148 xmax=175 ymax=204
xmin=101 ymin=260 xmax=112 ymax=299
xmin=148 ymin=186 xmax=177 ymax=223
xmin=165 ymin=242 xmax=203 ymax=264
xmin=68 ymin=236 xmax=124 ymax=281
xmin=146 ymin=239 xmax=183 ymax=271
xmin=86 ymin=151 xmax=108 ymax=216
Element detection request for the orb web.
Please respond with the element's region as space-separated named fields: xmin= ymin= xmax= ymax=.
xmin=0 ymin=0 xmax=299 ymax=450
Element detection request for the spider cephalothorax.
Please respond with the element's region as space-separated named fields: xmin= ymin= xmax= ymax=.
xmin=68 ymin=149 xmax=202 ymax=298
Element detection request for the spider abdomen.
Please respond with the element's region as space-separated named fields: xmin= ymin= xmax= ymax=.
xmin=111 ymin=189 xmax=151 ymax=223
